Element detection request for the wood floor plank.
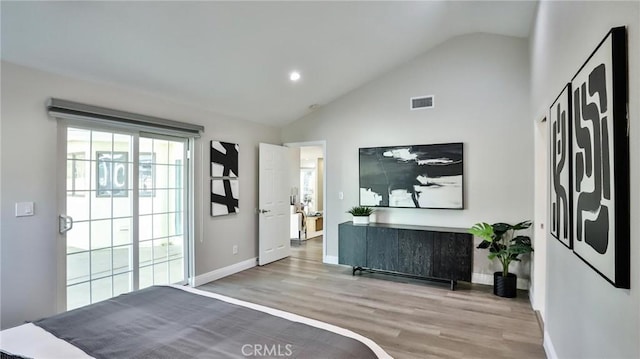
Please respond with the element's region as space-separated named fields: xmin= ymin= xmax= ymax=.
xmin=198 ymin=236 xmax=545 ymax=358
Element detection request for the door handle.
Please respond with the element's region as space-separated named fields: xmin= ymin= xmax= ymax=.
xmin=257 ymin=209 xmax=271 ymax=214
xmin=59 ymin=215 xmax=74 ymax=234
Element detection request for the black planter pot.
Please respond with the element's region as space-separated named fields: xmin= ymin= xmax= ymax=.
xmin=493 ymin=272 xmax=517 ymax=298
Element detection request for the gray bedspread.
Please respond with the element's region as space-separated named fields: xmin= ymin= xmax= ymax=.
xmin=33 ymin=286 xmax=380 ymax=359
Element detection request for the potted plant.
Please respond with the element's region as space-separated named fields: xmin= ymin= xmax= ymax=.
xmin=468 ymin=220 xmax=533 ymax=298
xmin=347 ymin=206 xmax=374 ymax=225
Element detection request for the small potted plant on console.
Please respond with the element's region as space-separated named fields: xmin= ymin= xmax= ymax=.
xmin=468 ymin=220 xmax=533 ymax=298
xmin=347 ymin=206 xmax=374 ymax=225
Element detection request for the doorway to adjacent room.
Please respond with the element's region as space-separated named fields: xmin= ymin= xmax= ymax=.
xmin=286 ymin=142 xmax=326 ymax=263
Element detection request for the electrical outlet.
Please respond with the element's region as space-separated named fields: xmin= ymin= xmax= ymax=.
xmin=232 ymin=245 xmax=238 ymax=255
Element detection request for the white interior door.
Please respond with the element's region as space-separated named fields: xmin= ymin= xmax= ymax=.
xmin=258 ymin=143 xmax=291 ymax=265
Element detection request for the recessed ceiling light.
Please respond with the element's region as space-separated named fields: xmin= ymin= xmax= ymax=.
xmin=289 ymin=71 xmax=301 ymax=82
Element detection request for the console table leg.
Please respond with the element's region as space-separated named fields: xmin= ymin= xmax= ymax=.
xmin=450 ymin=280 xmax=457 ymax=291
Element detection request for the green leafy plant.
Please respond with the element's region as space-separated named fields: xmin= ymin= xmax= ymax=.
xmin=468 ymin=220 xmax=533 ymax=277
xmin=347 ymin=206 xmax=374 ymax=216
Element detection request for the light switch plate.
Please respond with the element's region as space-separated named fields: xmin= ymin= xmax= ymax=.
xmin=15 ymin=202 xmax=35 ymax=217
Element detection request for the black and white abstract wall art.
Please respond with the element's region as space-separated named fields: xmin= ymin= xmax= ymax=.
xmin=570 ymin=26 xmax=629 ymax=288
xmin=549 ymin=84 xmax=572 ymax=248
xmin=210 ymin=140 xmax=240 ymax=216
xmin=211 ymin=141 xmax=239 ymax=178
xmin=211 ymin=179 xmax=239 ymax=216
xmin=359 ymin=143 xmax=463 ymax=209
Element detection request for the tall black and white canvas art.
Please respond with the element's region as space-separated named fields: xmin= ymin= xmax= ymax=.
xmin=211 ymin=179 xmax=239 ymax=216
xmin=359 ymin=143 xmax=463 ymax=209
xmin=210 ymin=141 xmax=239 ymax=178
xmin=549 ymin=84 xmax=572 ymax=248
xmin=570 ymin=26 xmax=629 ymax=288
xmin=210 ymin=140 xmax=240 ymax=217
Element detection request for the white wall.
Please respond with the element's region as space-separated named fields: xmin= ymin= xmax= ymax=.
xmin=0 ymin=62 xmax=280 ymax=329
xmin=530 ymin=1 xmax=639 ymax=358
xmin=282 ymin=33 xmax=533 ymax=284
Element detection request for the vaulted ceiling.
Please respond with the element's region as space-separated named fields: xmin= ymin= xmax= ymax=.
xmin=1 ymin=1 xmax=537 ymax=126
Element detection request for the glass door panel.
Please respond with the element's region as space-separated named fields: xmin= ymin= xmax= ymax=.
xmin=138 ymin=136 xmax=186 ymax=288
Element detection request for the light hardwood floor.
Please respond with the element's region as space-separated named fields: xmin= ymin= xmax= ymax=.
xmin=290 ymin=235 xmax=323 ymax=262
xmin=198 ymin=237 xmax=544 ymax=359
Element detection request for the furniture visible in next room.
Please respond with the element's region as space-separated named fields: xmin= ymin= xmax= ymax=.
xmin=306 ymin=214 xmax=323 ymax=238
xmin=290 ymin=212 xmax=303 ymax=239
xmin=338 ymin=222 xmax=473 ymax=290
xmin=290 ymin=205 xmax=307 ymax=241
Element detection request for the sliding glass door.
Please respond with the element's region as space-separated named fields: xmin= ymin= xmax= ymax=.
xmin=63 ymin=126 xmax=189 ymax=310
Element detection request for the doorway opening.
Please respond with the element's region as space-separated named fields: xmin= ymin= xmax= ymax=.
xmin=286 ymin=141 xmax=326 ymax=263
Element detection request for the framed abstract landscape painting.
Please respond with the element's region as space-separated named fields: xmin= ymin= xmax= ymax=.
xmin=359 ymin=142 xmax=463 ymax=209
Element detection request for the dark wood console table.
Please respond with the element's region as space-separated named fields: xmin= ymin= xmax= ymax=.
xmin=338 ymin=221 xmax=472 ymax=290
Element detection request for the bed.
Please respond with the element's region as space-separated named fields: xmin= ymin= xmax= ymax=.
xmin=0 ymin=285 xmax=391 ymax=358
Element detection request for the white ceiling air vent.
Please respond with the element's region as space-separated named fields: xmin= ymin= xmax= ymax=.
xmin=410 ymin=95 xmax=434 ymax=110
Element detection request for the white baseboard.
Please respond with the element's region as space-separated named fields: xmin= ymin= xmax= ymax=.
xmin=471 ymin=272 xmax=530 ymax=290
xmin=323 ymin=255 xmax=339 ymax=265
xmin=543 ymin=329 xmax=558 ymax=359
xmin=192 ymin=257 xmax=257 ymax=287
